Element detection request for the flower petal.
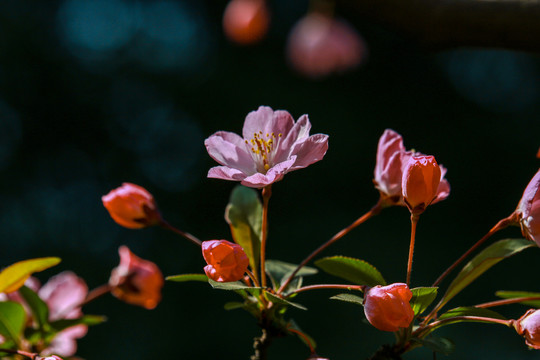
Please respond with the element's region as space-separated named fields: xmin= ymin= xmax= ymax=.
xmin=205 ymin=131 xmax=256 ymax=175
xmin=241 ymin=157 xmax=296 ymax=188
xmin=289 ymin=134 xmax=329 ymax=170
xmin=274 ymin=114 xmax=312 ymax=163
xmin=208 ymin=166 xmax=248 ymax=182
xmin=242 ymin=106 xmax=294 ymax=141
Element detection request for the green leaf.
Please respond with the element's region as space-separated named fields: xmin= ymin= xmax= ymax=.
xmin=208 ymin=279 xmax=261 ymax=297
xmin=50 ymin=315 xmax=106 ymax=332
xmin=225 ymin=185 xmax=262 ymax=272
xmin=496 ymin=291 xmax=540 ymax=308
xmin=412 ymin=337 xmax=455 ymax=355
xmin=18 ymin=286 xmax=50 ymax=331
xmin=0 ymin=301 xmax=26 ymax=344
xmin=288 ymin=319 xmax=317 ymax=350
xmin=330 ymin=293 xmax=364 ymax=306
xmin=410 ymin=287 xmax=438 ymax=316
xmin=315 ymin=256 xmax=386 ymax=287
xmin=438 ymin=306 xmax=506 ymax=321
xmin=439 ymin=238 xmax=534 ymax=309
xmin=166 ymin=274 xmax=208 ymax=282
xmin=265 ymin=259 xmax=317 ymax=289
xmin=266 ymin=292 xmax=307 ymax=310
xmin=0 ymin=257 xmax=61 ymax=293
xmin=224 ymin=302 xmax=245 ymax=311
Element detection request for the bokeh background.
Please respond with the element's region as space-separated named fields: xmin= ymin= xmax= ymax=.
xmin=0 ymin=0 xmax=539 ymax=359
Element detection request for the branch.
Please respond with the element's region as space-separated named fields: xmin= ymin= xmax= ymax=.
xmin=338 ymin=0 xmax=540 ymax=51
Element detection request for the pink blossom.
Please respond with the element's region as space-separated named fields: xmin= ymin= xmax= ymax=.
xmin=287 ymin=13 xmax=366 ymax=78
xmin=205 ymin=106 xmax=329 ymax=188
xmin=38 ymin=272 xmax=88 ymax=357
xmin=374 ymin=129 xmax=450 ymax=207
xmin=515 ymin=309 xmax=540 ymax=349
xmin=517 ymin=169 xmax=540 ymax=246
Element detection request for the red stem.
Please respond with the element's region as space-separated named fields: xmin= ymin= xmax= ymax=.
xmin=288 ymin=284 xmax=365 ymax=296
xmin=277 ymin=199 xmax=383 ymax=294
xmin=260 ymin=185 xmax=272 ymax=288
xmin=159 ymin=220 xmax=202 ymax=247
xmin=475 ymin=296 xmax=540 ymax=309
xmin=431 ymin=212 xmax=518 ymax=287
xmin=287 ymin=328 xmax=315 ymax=353
xmin=406 ymin=214 xmax=419 ymax=286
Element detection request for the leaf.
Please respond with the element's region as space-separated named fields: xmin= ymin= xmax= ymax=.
xmin=224 ymin=302 xmax=245 ymax=310
xmin=0 ymin=301 xmax=26 ymax=344
xmin=330 ymin=293 xmax=364 ymax=306
xmin=166 ymin=274 xmax=208 ymax=282
xmin=265 ymin=259 xmax=317 ymax=289
xmin=208 ymin=279 xmax=261 ymax=297
xmin=410 ymin=287 xmax=438 ymax=316
xmin=413 ymin=337 xmax=455 ymax=355
xmin=18 ymin=286 xmax=50 ymax=331
xmin=496 ymin=291 xmax=540 ymax=308
xmin=315 ymin=256 xmax=386 ymax=287
xmin=225 ymin=185 xmax=262 ymax=272
xmin=50 ymin=315 xmax=107 ymax=332
xmin=266 ymin=292 xmax=307 ymax=310
xmin=0 ymin=257 xmax=61 ymax=293
xmin=439 ymin=239 xmax=533 ymax=309
xmin=425 ymin=306 xmax=506 ymax=332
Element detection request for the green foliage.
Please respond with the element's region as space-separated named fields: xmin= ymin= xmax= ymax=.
xmin=225 ymin=185 xmax=263 ymax=272
xmin=18 ymin=286 xmax=49 ymax=332
xmin=50 ymin=315 xmax=107 ymax=333
xmin=208 ymin=279 xmax=259 ymax=291
xmin=495 ymin=290 xmax=540 ymax=307
xmin=265 ymin=259 xmax=317 ymax=291
xmin=0 ymin=257 xmax=61 ymax=293
xmin=315 ymin=256 xmax=386 ymax=287
xmin=438 ymin=238 xmax=533 ymax=309
xmin=0 ymin=301 xmax=25 ymax=344
xmin=329 ymin=293 xmax=364 ymax=306
xmin=412 ymin=336 xmax=455 ymax=355
xmin=410 ymin=287 xmax=438 ymax=316
xmin=266 ymin=292 xmax=307 ymax=311
xmin=224 ymin=302 xmax=245 ymax=310
xmin=166 ymin=274 xmax=208 ymax=282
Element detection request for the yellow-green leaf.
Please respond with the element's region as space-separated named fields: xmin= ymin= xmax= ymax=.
xmin=0 ymin=257 xmax=61 ymax=293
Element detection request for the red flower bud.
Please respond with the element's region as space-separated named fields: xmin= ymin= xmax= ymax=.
xmin=223 ymin=0 xmax=269 ymax=45
xmin=102 ymin=183 xmax=162 ymax=229
xmin=517 ymin=169 xmax=540 ymax=246
xmin=537 ymin=147 xmax=540 ymax=159
xmin=109 ymin=246 xmax=164 ymax=310
xmin=202 ymin=240 xmax=249 ymax=282
xmin=515 ymin=309 xmax=540 ymax=349
xmin=363 ymin=283 xmax=414 ymax=332
xmin=402 ymin=156 xmax=442 ymax=215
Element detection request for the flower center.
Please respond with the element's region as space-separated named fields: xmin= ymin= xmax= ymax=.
xmin=245 ymin=131 xmax=282 ymax=172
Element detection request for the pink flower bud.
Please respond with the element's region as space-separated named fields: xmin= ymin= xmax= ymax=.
xmin=102 ymin=183 xmax=162 ymax=229
xmin=515 ymin=309 xmax=540 ymax=349
xmin=363 ymin=283 xmax=414 ymax=332
xmin=223 ymin=0 xmax=269 ymax=45
xmin=202 ymin=240 xmax=249 ymax=282
xmin=109 ymin=246 xmax=164 ymax=310
xmin=517 ymin=169 xmax=540 ymax=246
xmin=40 ymin=356 xmax=63 ymax=360
xmin=287 ymin=13 xmax=366 ymax=78
xmin=402 ymin=156 xmax=442 ymax=215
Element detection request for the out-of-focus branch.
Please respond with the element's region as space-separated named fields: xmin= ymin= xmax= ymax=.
xmin=338 ymin=0 xmax=540 ymax=51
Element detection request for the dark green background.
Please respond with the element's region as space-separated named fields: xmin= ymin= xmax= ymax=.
xmin=0 ymin=0 xmax=539 ymax=359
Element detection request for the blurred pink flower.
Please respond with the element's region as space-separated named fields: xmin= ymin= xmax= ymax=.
xmin=38 ymin=272 xmax=88 ymax=357
xmin=223 ymin=0 xmax=270 ymax=45
xmin=205 ymin=106 xmax=329 ymax=188
xmin=287 ymin=13 xmax=366 ymax=78
xmin=517 ymin=169 xmax=540 ymax=246
xmin=515 ymin=309 xmax=540 ymax=349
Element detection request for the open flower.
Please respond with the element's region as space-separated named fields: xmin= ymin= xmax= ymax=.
xmin=109 ymin=246 xmax=164 ymax=310
xmin=205 ymin=106 xmax=329 ymax=188
xmin=517 ymin=169 xmax=540 ymax=246
xmin=102 ymin=183 xmax=162 ymax=229
xmin=202 ymin=240 xmax=249 ymax=282
xmin=38 ymin=272 xmax=89 ymax=357
xmin=515 ymin=309 xmax=540 ymax=349
xmin=363 ymin=283 xmax=414 ymax=332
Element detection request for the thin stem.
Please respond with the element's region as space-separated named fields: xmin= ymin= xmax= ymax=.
xmin=287 ymin=328 xmax=315 ymax=353
xmin=260 ymin=185 xmax=272 ymax=289
xmin=159 ymin=220 xmax=202 ymax=247
xmin=431 ymin=212 xmax=517 ymax=287
xmin=0 ymin=349 xmax=39 ymax=359
xmin=475 ymin=296 xmax=540 ymax=309
xmin=80 ymin=284 xmax=112 ymax=308
xmin=416 ymin=315 xmax=513 ymax=337
xmin=246 ymin=269 xmax=261 ymax=288
xmin=288 ymin=284 xmax=365 ymax=296
xmin=278 ymin=199 xmax=383 ymax=294
xmin=406 ymin=214 xmax=419 ymax=286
